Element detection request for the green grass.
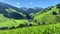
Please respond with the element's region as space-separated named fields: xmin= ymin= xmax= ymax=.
xmin=0 ymin=4 xmax=60 ymax=34
xmin=0 ymin=14 xmax=28 ymax=27
xmin=6 ymin=8 xmax=26 ymax=17
xmin=34 ymin=7 xmax=60 ymax=24
xmin=0 ymin=23 xmax=60 ymax=34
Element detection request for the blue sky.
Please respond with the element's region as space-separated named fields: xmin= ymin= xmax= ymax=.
xmin=0 ymin=0 xmax=60 ymax=8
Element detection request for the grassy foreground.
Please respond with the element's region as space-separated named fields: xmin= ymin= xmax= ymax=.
xmin=0 ymin=23 xmax=60 ymax=34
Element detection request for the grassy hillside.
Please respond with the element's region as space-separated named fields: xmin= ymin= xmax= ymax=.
xmin=34 ymin=6 xmax=60 ymax=24
xmin=0 ymin=23 xmax=60 ymax=34
xmin=0 ymin=3 xmax=60 ymax=28
xmin=0 ymin=14 xmax=28 ymax=27
xmin=0 ymin=5 xmax=29 ymax=27
xmin=0 ymin=2 xmax=60 ymax=34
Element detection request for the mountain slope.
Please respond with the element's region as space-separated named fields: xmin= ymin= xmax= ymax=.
xmin=34 ymin=4 xmax=60 ymax=24
xmin=0 ymin=2 xmax=60 ymax=29
xmin=0 ymin=23 xmax=60 ymax=34
xmin=0 ymin=2 xmax=43 ymax=20
xmin=0 ymin=2 xmax=29 ymax=27
xmin=0 ymin=2 xmax=27 ymax=19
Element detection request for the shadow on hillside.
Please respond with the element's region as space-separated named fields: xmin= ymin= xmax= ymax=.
xmin=0 ymin=10 xmax=33 ymax=20
xmin=0 ymin=10 xmax=25 ymax=20
xmin=3 ymin=12 xmax=25 ymax=19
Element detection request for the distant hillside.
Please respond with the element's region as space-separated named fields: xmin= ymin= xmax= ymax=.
xmin=0 ymin=2 xmax=28 ymax=27
xmin=34 ymin=4 xmax=60 ymax=25
xmin=0 ymin=2 xmax=60 ymax=34
xmin=19 ymin=7 xmax=43 ymax=14
xmin=0 ymin=2 xmax=43 ymax=19
xmin=0 ymin=2 xmax=60 ymax=29
xmin=0 ymin=2 xmax=26 ymax=19
xmin=0 ymin=2 xmax=43 ymax=27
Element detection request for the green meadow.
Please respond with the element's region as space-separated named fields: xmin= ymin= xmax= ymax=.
xmin=0 ymin=2 xmax=60 ymax=34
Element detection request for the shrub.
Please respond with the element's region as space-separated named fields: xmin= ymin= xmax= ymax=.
xmin=33 ymin=19 xmax=37 ymax=22
xmin=9 ymin=26 xmax=15 ymax=29
xmin=42 ymin=22 xmax=46 ymax=25
xmin=29 ymin=24 xmax=32 ymax=26
xmin=25 ymin=23 xmax=30 ymax=26
xmin=37 ymin=22 xmax=41 ymax=25
xmin=0 ymin=27 xmax=8 ymax=30
xmin=17 ymin=24 xmax=25 ymax=28
xmin=49 ymin=23 xmax=52 ymax=24
xmin=52 ymin=11 xmax=57 ymax=15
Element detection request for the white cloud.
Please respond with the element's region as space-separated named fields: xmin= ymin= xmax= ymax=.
xmin=15 ymin=2 xmax=20 ymax=8
xmin=29 ymin=2 xmax=33 ymax=4
xmin=16 ymin=2 xmax=20 ymax=5
xmin=15 ymin=5 xmax=20 ymax=8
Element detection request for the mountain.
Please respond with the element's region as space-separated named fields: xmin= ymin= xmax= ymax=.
xmin=34 ymin=4 xmax=60 ymax=25
xmin=0 ymin=2 xmax=30 ymax=27
xmin=0 ymin=2 xmax=60 ymax=34
xmin=19 ymin=7 xmax=43 ymax=14
xmin=0 ymin=2 xmax=60 ymax=28
xmin=0 ymin=2 xmax=43 ymax=27
xmin=0 ymin=2 xmax=43 ymax=20
xmin=0 ymin=2 xmax=26 ymax=19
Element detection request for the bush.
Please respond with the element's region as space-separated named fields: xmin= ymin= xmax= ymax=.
xmin=37 ymin=22 xmax=40 ymax=25
xmin=17 ymin=24 xmax=25 ymax=28
xmin=9 ymin=26 xmax=15 ymax=29
xmin=37 ymin=22 xmax=41 ymax=25
xmin=42 ymin=22 xmax=46 ymax=25
xmin=0 ymin=27 xmax=8 ymax=30
xmin=52 ymin=11 xmax=57 ymax=15
xmin=29 ymin=24 xmax=32 ymax=26
xmin=25 ymin=23 xmax=30 ymax=26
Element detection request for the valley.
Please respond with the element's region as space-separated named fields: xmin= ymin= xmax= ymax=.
xmin=0 ymin=2 xmax=60 ymax=34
